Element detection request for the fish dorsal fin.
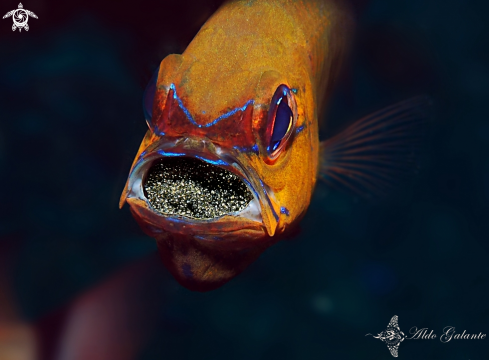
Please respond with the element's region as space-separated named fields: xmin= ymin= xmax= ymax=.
xmin=319 ymin=96 xmax=431 ymax=196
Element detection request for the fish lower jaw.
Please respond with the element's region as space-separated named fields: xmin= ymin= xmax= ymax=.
xmin=127 ymin=197 xmax=273 ymax=292
xmin=155 ymin=231 xmax=272 ymax=292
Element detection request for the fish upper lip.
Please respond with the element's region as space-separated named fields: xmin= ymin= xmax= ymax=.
xmin=122 ymin=136 xmax=266 ymax=227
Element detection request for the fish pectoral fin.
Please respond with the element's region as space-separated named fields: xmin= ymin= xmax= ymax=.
xmin=319 ymin=96 xmax=431 ymax=197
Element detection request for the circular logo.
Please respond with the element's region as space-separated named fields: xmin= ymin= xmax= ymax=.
xmin=3 ymin=3 xmax=38 ymax=32
xmin=12 ymin=9 xmax=28 ymax=28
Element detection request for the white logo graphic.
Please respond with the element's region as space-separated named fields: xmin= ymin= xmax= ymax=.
xmin=366 ymin=315 xmax=406 ymax=357
xmin=3 ymin=3 xmax=37 ymax=32
xmin=366 ymin=315 xmax=486 ymax=357
xmin=365 ymin=315 xmax=486 ymax=357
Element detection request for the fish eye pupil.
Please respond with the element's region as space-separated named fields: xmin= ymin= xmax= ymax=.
xmin=269 ymin=92 xmax=292 ymax=154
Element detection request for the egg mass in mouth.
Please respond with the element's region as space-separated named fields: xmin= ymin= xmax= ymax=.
xmin=143 ymin=157 xmax=254 ymax=220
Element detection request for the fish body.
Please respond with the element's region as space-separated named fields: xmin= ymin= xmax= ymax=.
xmin=120 ymin=0 xmax=425 ymax=291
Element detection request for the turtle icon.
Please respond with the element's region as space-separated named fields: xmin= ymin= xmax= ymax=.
xmin=3 ymin=3 xmax=38 ymax=32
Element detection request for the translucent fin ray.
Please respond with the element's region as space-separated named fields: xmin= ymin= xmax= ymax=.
xmin=319 ymin=96 xmax=430 ymax=196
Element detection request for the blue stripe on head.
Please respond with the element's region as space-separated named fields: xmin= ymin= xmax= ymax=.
xmin=170 ymin=83 xmax=254 ymax=128
xmin=195 ymin=156 xmax=228 ymax=166
xmin=157 ymin=150 xmax=186 ymax=157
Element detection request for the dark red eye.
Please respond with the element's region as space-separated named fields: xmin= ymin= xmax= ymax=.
xmin=143 ymin=67 xmax=160 ymax=128
xmin=266 ymin=85 xmax=296 ymax=159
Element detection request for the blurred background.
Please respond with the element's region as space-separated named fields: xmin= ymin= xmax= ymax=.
xmin=0 ymin=0 xmax=488 ymax=359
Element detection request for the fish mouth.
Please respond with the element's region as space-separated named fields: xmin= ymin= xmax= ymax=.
xmin=143 ymin=157 xmax=254 ymax=220
xmin=121 ymin=136 xmax=277 ymax=235
xmin=120 ymin=137 xmax=280 ymax=291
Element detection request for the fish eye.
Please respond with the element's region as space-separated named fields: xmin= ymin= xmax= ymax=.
xmin=266 ymin=85 xmax=296 ymax=160
xmin=143 ymin=67 xmax=160 ymax=128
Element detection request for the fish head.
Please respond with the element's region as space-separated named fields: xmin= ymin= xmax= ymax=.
xmin=120 ymin=53 xmax=318 ymax=291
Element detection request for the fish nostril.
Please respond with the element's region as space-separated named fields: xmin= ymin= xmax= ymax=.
xmin=143 ymin=157 xmax=253 ymax=219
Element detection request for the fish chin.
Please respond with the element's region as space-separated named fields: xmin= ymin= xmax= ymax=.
xmin=122 ymin=138 xmax=277 ymax=291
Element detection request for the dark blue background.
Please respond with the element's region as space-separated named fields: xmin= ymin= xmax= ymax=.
xmin=1 ymin=0 xmax=488 ymax=359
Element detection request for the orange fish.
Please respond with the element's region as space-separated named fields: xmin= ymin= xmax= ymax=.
xmin=120 ymin=0 xmax=427 ymax=291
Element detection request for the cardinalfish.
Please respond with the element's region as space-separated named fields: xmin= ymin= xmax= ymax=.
xmin=120 ymin=0 xmax=427 ymax=291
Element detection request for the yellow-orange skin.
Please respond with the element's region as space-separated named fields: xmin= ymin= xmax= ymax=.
xmin=121 ymin=0 xmax=352 ymax=291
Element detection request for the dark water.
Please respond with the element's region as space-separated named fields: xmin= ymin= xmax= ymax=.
xmin=1 ymin=0 xmax=488 ymax=359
